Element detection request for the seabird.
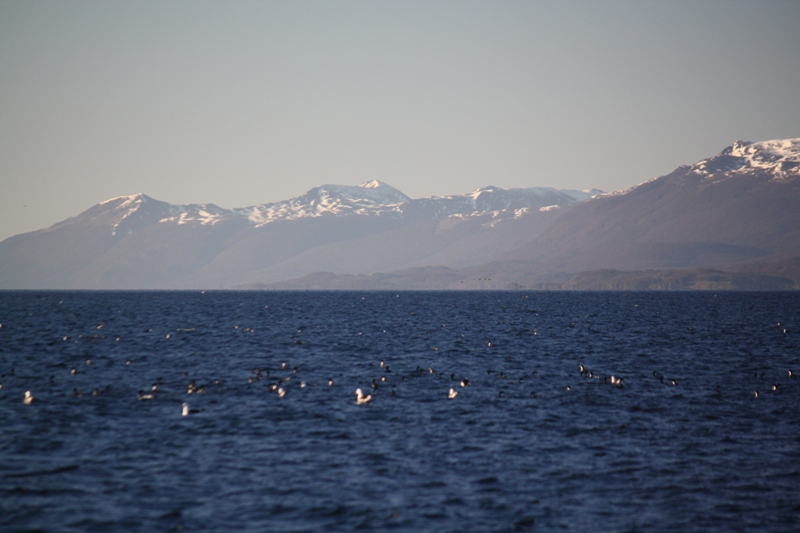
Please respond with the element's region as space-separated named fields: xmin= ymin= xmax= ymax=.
xmin=460 ymin=378 xmax=469 ymax=387
xmin=355 ymin=388 xmax=372 ymax=404
xmin=23 ymin=391 xmax=34 ymax=405
xmin=277 ymin=387 xmax=286 ymax=398
xmin=448 ymin=388 xmax=458 ymax=399
xmin=137 ymin=390 xmax=154 ymax=401
xmin=182 ymin=402 xmax=202 ymax=416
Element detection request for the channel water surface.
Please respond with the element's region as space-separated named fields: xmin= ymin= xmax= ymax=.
xmin=1 ymin=291 xmax=799 ymax=532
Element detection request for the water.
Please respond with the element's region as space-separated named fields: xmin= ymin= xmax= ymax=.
xmin=1 ymin=291 xmax=799 ymax=532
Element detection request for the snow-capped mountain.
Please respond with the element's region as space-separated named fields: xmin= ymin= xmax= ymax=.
xmin=60 ymin=180 xmax=600 ymax=235
xmin=1 ymin=137 xmax=797 ymax=290
xmin=691 ymin=138 xmax=800 ymax=180
xmin=0 ymin=180 xmax=599 ymax=288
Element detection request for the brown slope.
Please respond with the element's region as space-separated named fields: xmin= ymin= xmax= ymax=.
xmin=501 ymin=167 xmax=800 ymax=274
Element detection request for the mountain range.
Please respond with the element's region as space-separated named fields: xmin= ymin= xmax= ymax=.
xmin=1 ymin=138 xmax=798 ymax=290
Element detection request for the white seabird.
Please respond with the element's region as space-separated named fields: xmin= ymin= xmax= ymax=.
xmin=448 ymin=388 xmax=458 ymax=399
xmin=182 ymin=402 xmax=202 ymax=416
xmin=355 ymin=388 xmax=372 ymax=405
xmin=23 ymin=390 xmax=35 ymax=405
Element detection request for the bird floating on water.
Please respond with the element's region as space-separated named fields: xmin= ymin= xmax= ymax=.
xmin=448 ymin=388 xmax=458 ymax=399
xmin=355 ymin=388 xmax=372 ymax=404
xmin=23 ymin=390 xmax=34 ymax=405
xmin=182 ymin=402 xmax=203 ymax=416
xmin=137 ymin=390 xmax=154 ymax=401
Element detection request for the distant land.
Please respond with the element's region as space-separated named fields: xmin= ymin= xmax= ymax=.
xmin=1 ymin=138 xmax=799 ymax=290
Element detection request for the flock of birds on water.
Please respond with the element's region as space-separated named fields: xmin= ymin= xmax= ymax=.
xmin=5 ymin=342 xmax=797 ymax=415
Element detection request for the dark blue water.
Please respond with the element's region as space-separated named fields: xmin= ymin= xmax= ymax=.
xmin=1 ymin=291 xmax=799 ymax=532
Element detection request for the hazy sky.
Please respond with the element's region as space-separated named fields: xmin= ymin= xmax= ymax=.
xmin=1 ymin=0 xmax=798 ymax=241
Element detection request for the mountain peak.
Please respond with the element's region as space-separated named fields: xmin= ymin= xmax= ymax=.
xmin=99 ymin=193 xmax=150 ymax=206
xmin=693 ymin=137 xmax=800 ymax=179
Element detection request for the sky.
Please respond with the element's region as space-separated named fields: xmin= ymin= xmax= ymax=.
xmin=1 ymin=0 xmax=799 ymax=241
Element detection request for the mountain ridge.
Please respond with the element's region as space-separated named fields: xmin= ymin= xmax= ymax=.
xmin=1 ymin=137 xmax=798 ymax=290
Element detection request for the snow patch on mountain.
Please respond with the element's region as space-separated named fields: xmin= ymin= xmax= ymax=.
xmin=236 ymin=180 xmax=409 ymax=226
xmin=103 ymin=194 xmax=151 ymax=235
xmin=693 ymin=138 xmax=800 ymax=179
xmin=88 ymin=181 xmax=603 ymax=237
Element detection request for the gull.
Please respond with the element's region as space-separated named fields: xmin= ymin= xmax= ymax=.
xmin=23 ymin=391 xmax=35 ymax=405
xmin=448 ymin=388 xmax=458 ymax=399
xmin=355 ymin=388 xmax=372 ymax=405
xmin=182 ymin=403 xmax=202 ymax=416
